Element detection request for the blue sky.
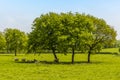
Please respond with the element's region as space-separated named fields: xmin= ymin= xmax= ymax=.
xmin=0 ymin=0 xmax=120 ymax=39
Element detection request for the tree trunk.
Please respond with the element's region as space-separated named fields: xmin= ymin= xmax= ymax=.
xmin=15 ymin=49 xmax=17 ymax=56
xmin=52 ymin=48 xmax=59 ymax=62
xmin=72 ymin=47 xmax=75 ymax=64
xmin=88 ymin=50 xmax=91 ymax=63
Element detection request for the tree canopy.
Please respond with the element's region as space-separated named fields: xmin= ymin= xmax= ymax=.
xmin=84 ymin=15 xmax=117 ymax=62
xmin=29 ymin=12 xmax=117 ymax=63
xmin=4 ymin=28 xmax=28 ymax=56
xmin=0 ymin=12 xmax=116 ymax=63
xmin=0 ymin=32 xmax=6 ymax=50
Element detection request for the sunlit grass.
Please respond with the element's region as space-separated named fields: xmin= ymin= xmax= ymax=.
xmin=101 ymin=48 xmax=119 ymax=53
xmin=0 ymin=48 xmax=120 ymax=80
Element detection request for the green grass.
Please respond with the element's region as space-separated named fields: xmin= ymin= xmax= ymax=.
xmin=101 ymin=48 xmax=119 ymax=53
xmin=0 ymin=48 xmax=120 ymax=80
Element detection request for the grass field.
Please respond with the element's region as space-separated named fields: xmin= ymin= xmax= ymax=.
xmin=101 ymin=48 xmax=119 ymax=53
xmin=0 ymin=48 xmax=120 ymax=80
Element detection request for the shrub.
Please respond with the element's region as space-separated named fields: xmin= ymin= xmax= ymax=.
xmin=21 ymin=58 xmax=26 ymax=62
xmin=14 ymin=58 xmax=19 ymax=62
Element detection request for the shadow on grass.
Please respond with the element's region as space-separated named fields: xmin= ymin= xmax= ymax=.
xmin=16 ymin=61 xmax=35 ymax=64
xmin=39 ymin=61 xmax=103 ymax=64
xmin=14 ymin=59 xmax=103 ymax=64
xmin=15 ymin=60 xmax=37 ymax=64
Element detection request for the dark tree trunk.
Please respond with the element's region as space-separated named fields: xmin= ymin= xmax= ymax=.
xmin=33 ymin=48 xmax=36 ymax=55
xmin=15 ymin=49 xmax=17 ymax=56
xmin=72 ymin=47 xmax=75 ymax=64
xmin=88 ymin=50 xmax=91 ymax=63
xmin=52 ymin=48 xmax=59 ymax=62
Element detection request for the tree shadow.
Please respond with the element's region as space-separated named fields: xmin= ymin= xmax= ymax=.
xmin=14 ymin=59 xmax=103 ymax=64
xmin=15 ymin=61 xmax=36 ymax=64
xmin=39 ymin=61 xmax=103 ymax=65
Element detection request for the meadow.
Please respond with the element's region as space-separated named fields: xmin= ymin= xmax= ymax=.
xmin=0 ymin=48 xmax=120 ymax=80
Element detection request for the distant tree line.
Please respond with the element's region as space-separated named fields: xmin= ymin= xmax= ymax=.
xmin=0 ymin=28 xmax=28 ymax=55
xmin=0 ymin=12 xmax=117 ymax=63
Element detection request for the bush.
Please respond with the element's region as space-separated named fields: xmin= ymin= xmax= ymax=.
xmin=14 ymin=58 xmax=19 ymax=62
xmin=21 ymin=58 xmax=26 ymax=62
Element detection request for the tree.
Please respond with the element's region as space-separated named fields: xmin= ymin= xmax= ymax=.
xmin=85 ymin=15 xmax=117 ymax=63
xmin=60 ymin=12 xmax=93 ymax=63
xmin=0 ymin=32 xmax=6 ymax=50
xmin=30 ymin=12 xmax=117 ymax=63
xmin=114 ymin=40 xmax=120 ymax=48
xmin=4 ymin=28 xmax=28 ymax=56
xmin=30 ymin=12 xmax=62 ymax=62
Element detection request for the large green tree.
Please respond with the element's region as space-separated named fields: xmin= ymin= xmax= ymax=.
xmin=4 ymin=28 xmax=28 ymax=56
xmin=85 ymin=15 xmax=117 ymax=63
xmin=30 ymin=12 xmax=62 ymax=62
xmin=30 ymin=12 xmax=117 ymax=63
xmin=60 ymin=12 xmax=94 ymax=63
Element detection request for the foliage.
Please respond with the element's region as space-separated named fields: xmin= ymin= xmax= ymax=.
xmin=29 ymin=12 xmax=63 ymax=62
xmin=60 ymin=12 xmax=94 ymax=63
xmin=84 ymin=15 xmax=117 ymax=62
xmin=29 ymin=12 xmax=116 ymax=63
xmin=0 ymin=12 xmax=115 ymax=63
xmin=0 ymin=32 xmax=6 ymax=50
xmin=4 ymin=28 xmax=28 ymax=56
xmin=113 ymin=40 xmax=120 ymax=48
